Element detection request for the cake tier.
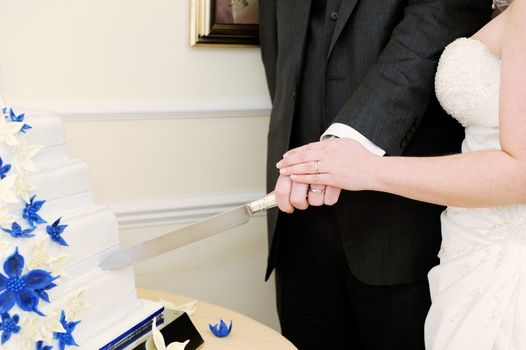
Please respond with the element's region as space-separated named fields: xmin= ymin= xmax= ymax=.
xmin=8 ymin=159 xmax=92 ymax=213
xmin=85 ymin=299 xmax=164 ymax=350
xmin=0 ymin=111 xmax=68 ymax=167
xmin=0 ymin=205 xmax=120 ymax=275
xmin=2 ymin=267 xmax=142 ymax=349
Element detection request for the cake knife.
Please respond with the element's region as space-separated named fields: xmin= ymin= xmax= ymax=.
xmin=99 ymin=193 xmax=277 ymax=270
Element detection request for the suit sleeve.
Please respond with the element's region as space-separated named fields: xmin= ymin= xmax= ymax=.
xmin=259 ymin=0 xmax=278 ymax=102
xmin=334 ymin=0 xmax=491 ymax=156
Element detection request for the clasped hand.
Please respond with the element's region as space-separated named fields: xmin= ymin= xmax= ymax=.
xmin=274 ymin=138 xmax=380 ymax=213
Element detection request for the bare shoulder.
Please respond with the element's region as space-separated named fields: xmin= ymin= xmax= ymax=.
xmin=501 ymin=0 xmax=526 ymax=55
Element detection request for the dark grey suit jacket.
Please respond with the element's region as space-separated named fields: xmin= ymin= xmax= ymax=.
xmin=260 ymin=0 xmax=492 ymax=285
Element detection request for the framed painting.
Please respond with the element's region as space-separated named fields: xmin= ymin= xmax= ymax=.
xmin=190 ymin=0 xmax=259 ymax=46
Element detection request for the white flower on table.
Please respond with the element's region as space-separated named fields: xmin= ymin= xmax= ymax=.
xmin=146 ymin=318 xmax=190 ymax=350
xmin=0 ymin=116 xmax=22 ymax=146
xmin=13 ymin=140 xmax=43 ymax=172
xmin=161 ymin=299 xmax=197 ymax=316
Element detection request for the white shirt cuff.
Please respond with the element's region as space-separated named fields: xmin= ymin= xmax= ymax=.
xmin=321 ymin=123 xmax=386 ymax=156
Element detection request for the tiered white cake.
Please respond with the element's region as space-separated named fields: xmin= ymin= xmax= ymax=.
xmin=0 ymin=102 xmax=163 ymax=349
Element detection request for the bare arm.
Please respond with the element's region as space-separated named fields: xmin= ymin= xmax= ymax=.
xmin=278 ymin=1 xmax=526 ymax=208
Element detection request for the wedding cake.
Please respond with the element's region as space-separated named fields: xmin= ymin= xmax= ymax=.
xmin=0 ymin=100 xmax=164 ymax=349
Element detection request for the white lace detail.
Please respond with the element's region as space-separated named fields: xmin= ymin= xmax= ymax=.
xmin=435 ymin=38 xmax=501 ymax=127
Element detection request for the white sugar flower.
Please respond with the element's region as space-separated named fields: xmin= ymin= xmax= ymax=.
xmin=13 ymin=140 xmax=43 ymax=172
xmin=15 ymin=173 xmax=36 ymax=203
xmin=20 ymin=312 xmax=61 ymax=349
xmin=0 ymin=203 xmax=16 ymax=228
xmin=28 ymin=239 xmax=70 ymax=276
xmin=65 ymin=290 xmax=89 ymax=319
xmin=0 ymin=175 xmax=19 ymax=204
xmin=0 ymin=116 xmax=22 ymax=146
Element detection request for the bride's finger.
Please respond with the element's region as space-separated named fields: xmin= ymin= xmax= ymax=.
xmin=279 ymin=161 xmax=324 ymax=176
xmin=277 ymin=150 xmax=324 ymax=168
xmin=289 ymin=173 xmax=331 ymax=186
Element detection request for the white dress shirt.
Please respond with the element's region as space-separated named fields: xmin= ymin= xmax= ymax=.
xmin=321 ymin=123 xmax=386 ymax=156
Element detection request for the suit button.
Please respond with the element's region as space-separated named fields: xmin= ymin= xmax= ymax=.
xmin=292 ymin=91 xmax=296 ymax=100
xmin=330 ymin=11 xmax=338 ymax=20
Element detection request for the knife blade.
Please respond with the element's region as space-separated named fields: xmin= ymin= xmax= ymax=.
xmin=99 ymin=193 xmax=277 ymax=270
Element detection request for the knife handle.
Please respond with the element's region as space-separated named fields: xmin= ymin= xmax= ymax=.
xmin=248 ymin=193 xmax=277 ymax=215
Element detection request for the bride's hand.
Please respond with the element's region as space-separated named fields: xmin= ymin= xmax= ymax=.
xmin=276 ymin=138 xmax=382 ymax=192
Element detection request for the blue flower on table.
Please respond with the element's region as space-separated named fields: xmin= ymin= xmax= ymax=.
xmin=0 ymin=248 xmax=57 ymax=316
xmin=23 ymin=195 xmax=47 ymax=227
xmin=46 ymin=218 xmax=68 ymax=247
xmin=36 ymin=340 xmax=53 ymax=350
xmin=0 ymin=312 xmax=21 ymax=344
xmin=1 ymin=222 xmax=37 ymax=238
xmin=0 ymin=157 xmax=11 ymax=180
xmin=209 ymin=319 xmax=233 ymax=338
xmin=54 ymin=310 xmax=80 ymax=350
xmin=8 ymin=108 xmax=31 ymax=134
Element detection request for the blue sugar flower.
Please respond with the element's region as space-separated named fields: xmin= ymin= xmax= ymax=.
xmin=1 ymin=222 xmax=37 ymax=239
xmin=23 ymin=195 xmax=47 ymax=227
xmin=54 ymin=310 xmax=80 ymax=350
xmin=46 ymin=218 xmax=68 ymax=247
xmin=0 ymin=248 xmax=57 ymax=316
xmin=35 ymin=282 xmax=57 ymax=303
xmin=8 ymin=108 xmax=24 ymax=123
xmin=0 ymin=312 xmax=21 ymax=344
xmin=0 ymin=158 xmax=11 ymax=180
xmin=36 ymin=340 xmax=53 ymax=350
xmin=209 ymin=319 xmax=233 ymax=338
xmin=20 ymin=124 xmax=32 ymax=133
xmin=8 ymin=108 xmax=31 ymax=133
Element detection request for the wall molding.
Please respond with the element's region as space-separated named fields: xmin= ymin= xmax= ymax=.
xmin=18 ymin=97 xmax=272 ymax=122
xmin=109 ymin=191 xmax=267 ymax=230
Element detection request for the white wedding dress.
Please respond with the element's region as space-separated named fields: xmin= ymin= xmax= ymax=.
xmin=425 ymin=37 xmax=526 ymax=349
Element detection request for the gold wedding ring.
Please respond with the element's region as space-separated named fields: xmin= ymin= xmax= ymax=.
xmin=308 ymin=187 xmax=325 ymax=194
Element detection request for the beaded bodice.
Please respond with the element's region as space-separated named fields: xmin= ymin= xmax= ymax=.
xmin=435 ymin=38 xmax=501 ymax=152
xmin=435 ymin=37 xmax=526 ymax=263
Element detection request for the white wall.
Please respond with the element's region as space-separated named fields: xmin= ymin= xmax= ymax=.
xmin=0 ymin=0 xmax=279 ymax=330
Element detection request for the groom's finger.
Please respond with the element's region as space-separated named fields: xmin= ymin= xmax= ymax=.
xmin=290 ymin=181 xmax=309 ymax=210
xmin=275 ymin=175 xmax=294 ymax=213
xmin=324 ymin=186 xmax=341 ymax=206
xmin=307 ymin=185 xmax=325 ymax=206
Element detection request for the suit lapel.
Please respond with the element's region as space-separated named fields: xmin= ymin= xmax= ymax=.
xmin=327 ymin=0 xmax=359 ymax=58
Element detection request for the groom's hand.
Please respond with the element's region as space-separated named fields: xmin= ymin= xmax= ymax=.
xmin=275 ymin=174 xmax=342 ymax=213
xmin=275 ymin=174 xmax=309 ymax=213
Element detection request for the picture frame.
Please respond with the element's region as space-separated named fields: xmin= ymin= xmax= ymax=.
xmin=190 ymin=0 xmax=259 ymax=46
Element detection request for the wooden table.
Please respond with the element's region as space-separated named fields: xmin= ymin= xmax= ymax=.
xmin=138 ymin=289 xmax=297 ymax=350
